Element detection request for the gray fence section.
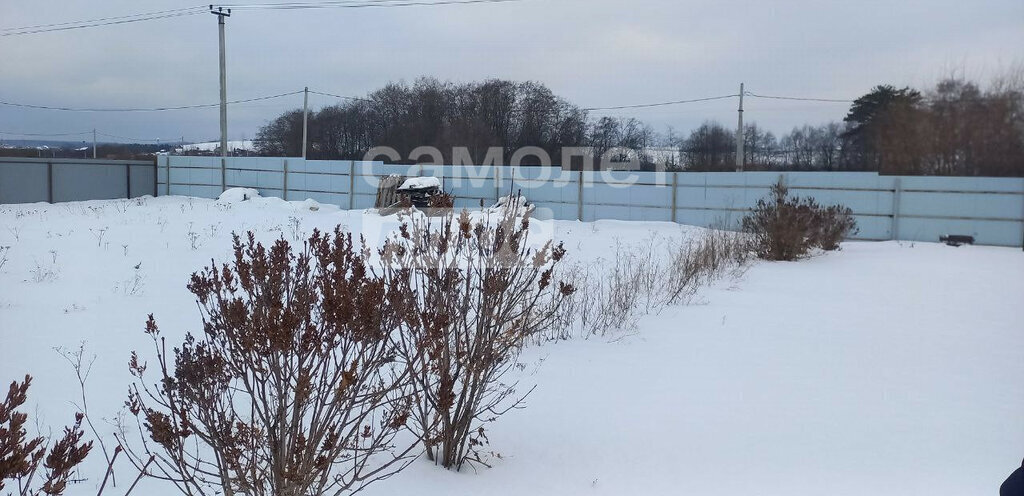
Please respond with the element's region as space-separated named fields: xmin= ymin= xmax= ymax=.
xmin=0 ymin=157 xmax=156 ymax=204
xmin=156 ymin=156 xmax=1024 ymax=247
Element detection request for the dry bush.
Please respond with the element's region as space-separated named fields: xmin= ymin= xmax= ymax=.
xmin=742 ymin=180 xmax=857 ymax=261
xmin=546 ymin=229 xmax=752 ymax=340
xmin=0 ymin=375 xmax=92 ymax=496
xmin=561 ymin=245 xmax=652 ymax=338
xmin=123 ymin=230 xmax=419 ymax=496
xmin=426 ymin=192 xmax=454 ymax=210
xmin=379 ymin=199 xmax=575 ymax=471
xmin=812 ymin=205 xmax=858 ymax=251
xmin=662 ymin=229 xmax=752 ymax=305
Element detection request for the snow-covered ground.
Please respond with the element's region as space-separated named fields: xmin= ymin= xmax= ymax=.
xmin=1 ymin=194 xmax=1022 ymax=495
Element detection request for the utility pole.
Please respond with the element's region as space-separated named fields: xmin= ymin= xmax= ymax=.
xmin=735 ymin=82 xmax=744 ymax=172
xmin=92 ymin=128 xmax=97 ymax=159
xmin=302 ymin=86 xmax=309 ymax=159
xmin=211 ymin=5 xmax=231 ymax=190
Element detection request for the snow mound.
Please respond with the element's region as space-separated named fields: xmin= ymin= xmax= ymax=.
xmin=300 ymin=198 xmax=321 ymax=211
xmin=491 ymin=194 xmax=534 ymax=216
xmin=217 ymin=187 xmax=260 ymax=203
xmin=398 ymin=176 xmax=441 ymax=190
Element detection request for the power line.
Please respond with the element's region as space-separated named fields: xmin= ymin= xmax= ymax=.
xmin=1 ymin=8 xmax=207 ymax=36
xmin=585 ymin=90 xmax=857 ymax=112
xmin=0 ymin=130 xmax=199 ymax=143
xmin=1 ymin=6 xmax=206 ymax=32
xmin=0 ymin=90 xmax=304 ymax=112
xmin=222 ymin=0 xmax=439 ymax=6
xmin=220 ymin=0 xmax=525 ymax=10
xmin=0 ymin=130 xmax=91 ymax=137
xmin=309 ymin=90 xmax=371 ymax=102
xmin=744 ymin=92 xmax=854 ymax=103
xmin=583 ymin=94 xmax=738 ymax=111
xmin=96 ymin=132 xmax=175 ymax=143
xmin=0 ymin=0 xmax=521 ymax=36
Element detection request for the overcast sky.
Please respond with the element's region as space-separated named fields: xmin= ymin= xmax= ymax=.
xmin=1 ymin=0 xmax=1022 ymax=145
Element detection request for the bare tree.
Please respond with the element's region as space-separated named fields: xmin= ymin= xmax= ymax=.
xmin=682 ymin=121 xmax=734 ymax=171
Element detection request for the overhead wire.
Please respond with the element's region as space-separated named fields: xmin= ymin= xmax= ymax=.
xmin=744 ymin=92 xmax=854 ymax=103
xmin=308 ymin=90 xmax=371 ymax=102
xmin=0 ymin=90 xmax=305 ymax=112
xmin=96 ymin=132 xmax=176 ymax=142
xmin=221 ymin=0 xmax=524 ymax=10
xmin=1 ymin=0 xmax=524 ymax=36
xmin=0 ymin=7 xmax=208 ymax=36
xmin=1 ymin=6 xmax=206 ymax=32
xmin=582 ymin=94 xmax=738 ymax=111
xmin=0 ymin=130 xmax=92 ymax=137
xmin=0 ymin=130 xmax=203 ymax=143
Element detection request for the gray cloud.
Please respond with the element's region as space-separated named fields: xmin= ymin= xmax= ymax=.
xmin=1 ymin=0 xmax=1021 ymax=143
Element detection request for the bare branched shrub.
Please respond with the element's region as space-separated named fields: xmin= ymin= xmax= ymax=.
xmin=185 ymin=223 xmax=201 ymax=250
xmin=89 ymin=228 xmax=107 ymax=248
xmin=566 ymin=246 xmax=650 ymax=337
xmin=123 ymin=230 xmax=419 ymax=496
xmin=29 ymin=256 xmax=59 ymax=284
xmin=0 ymin=246 xmax=9 ymax=271
xmin=0 ymin=375 xmax=93 ymax=496
xmin=426 ymin=192 xmax=454 ymax=210
xmin=742 ymin=180 xmax=858 ymax=261
xmin=547 ymin=229 xmax=752 ymax=340
xmin=113 ymin=265 xmax=146 ymax=296
xmin=812 ymin=205 xmax=858 ymax=251
xmin=380 ymin=200 xmax=575 ymax=471
xmin=287 ymin=216 xmax=302 ymax=242
xmin=55 ymin=345 xmax=115 ymax=479
xmin=661 ymin=230 xmax=752 ymax=305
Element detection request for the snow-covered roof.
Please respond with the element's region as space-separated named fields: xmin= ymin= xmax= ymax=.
xmin=397 ymin=176 xmax=441 ymax=190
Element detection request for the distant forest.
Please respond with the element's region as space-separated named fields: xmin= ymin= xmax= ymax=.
xmin=255 ymin=74 xmax=1024 ymax=176
xmin=3 ymin=74 xmax=1020 ymax=176
xmin=0 ymin=142 xmax=170 ymax=161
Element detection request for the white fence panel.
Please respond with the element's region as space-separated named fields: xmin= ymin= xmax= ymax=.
xmin=155 ymin=157 xmax=1024 ymax=247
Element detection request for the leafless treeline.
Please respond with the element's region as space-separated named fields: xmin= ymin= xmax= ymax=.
xmin=256 ymin=74 xmax=1024 ymax=176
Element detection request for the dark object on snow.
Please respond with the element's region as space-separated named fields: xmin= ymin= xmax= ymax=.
xmin=939 ymin=234 xmax=975 ymax=246
xmin=1001 ymin=459 xmax=1024 ymax=496
xmin=397 ymin=177 xmax=442 ymax=208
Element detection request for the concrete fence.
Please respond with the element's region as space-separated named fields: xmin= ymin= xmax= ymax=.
xmin=148 ymin=155 xmax=1024 ymax=248
xmin=0 ymin=157 xmax=157 ymax=204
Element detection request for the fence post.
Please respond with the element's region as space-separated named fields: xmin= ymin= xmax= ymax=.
xmin=47 ymin=161 xmax=53 ymax=203
xmin=577 ymin=169 xmax=584 ymax=221
xmin=891 ymin=176 xmax=902 ymax=240
xmin=166 ymin=156 xmax=172 ymax=196
xmin=348 ymin=161 xmax=355 ymax=210
xmin=494 ymin=166 xmax=501 ymax=204
xmin=670 ymin=171 xmax=678 ymax=223
xmin=282 ymin=159 xmax=289 ymax=201
xmin=125 ymin=163 xmax=132 ymax=199
xmin=152 ymin=159 xmax=158 ymax=197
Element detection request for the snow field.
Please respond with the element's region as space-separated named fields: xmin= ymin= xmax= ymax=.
xmin=0 ymin=194 xmax=1022 ymax=495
